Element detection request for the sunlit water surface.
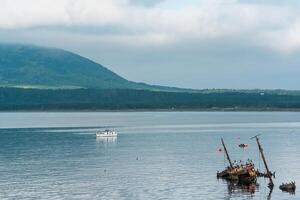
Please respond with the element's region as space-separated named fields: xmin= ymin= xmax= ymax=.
xmin=0 ymin=112 xmax=300 ymax=200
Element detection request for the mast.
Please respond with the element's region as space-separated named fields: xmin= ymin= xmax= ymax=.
xmin=254 ymin=136 xmax=274 ymax=187
xmin=221 ymin=138 xmax=233 ymax=168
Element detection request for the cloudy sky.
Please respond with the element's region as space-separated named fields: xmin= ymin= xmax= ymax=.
xmin=1 ymin=0 xmax=300 ymax=89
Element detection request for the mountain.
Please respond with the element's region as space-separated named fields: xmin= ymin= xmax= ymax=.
xmin=0 ymin=44 xmax=300 ymax=111
xmin=0 ymin=44 xmax=191 ymax=92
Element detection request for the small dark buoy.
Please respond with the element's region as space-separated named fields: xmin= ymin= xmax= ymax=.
xmin=104 ymin=169 xmax=107 ymax=173
xmin=136 ymin=157 xmax=138 ymax=160
xmin=238 ymin=143 xmax=248 ymax=148
xmin=279 ymin=181 xmax=296 ymax=193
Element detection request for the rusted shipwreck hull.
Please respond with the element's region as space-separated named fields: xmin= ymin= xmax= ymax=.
xmin=217 ymin=164 xmax=257 ymax=184
xmin=217 ymin=138 xmax=257 ymax=184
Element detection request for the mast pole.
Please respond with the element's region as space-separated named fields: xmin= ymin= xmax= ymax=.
xmin=221 ymin=138 xmax=233 ymax=168
xmin=255 ymin=136 xmax=274 ymax=187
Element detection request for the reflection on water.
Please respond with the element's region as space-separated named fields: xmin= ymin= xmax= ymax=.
xmin=281 ymin=190 xmax=296 ymax=195
xmin=96 ymin=136 xmax=117 ymax=145
xmin=222 ymin=178 xmax=276 ymax=200
xmin=227 ymin=181 xmax=259 ymax=195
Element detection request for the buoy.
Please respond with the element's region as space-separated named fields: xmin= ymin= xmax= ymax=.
xmin=238 ymin=143 xmax=248 ymax=148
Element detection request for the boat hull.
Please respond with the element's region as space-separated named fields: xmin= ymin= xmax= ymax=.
xmin=96 ymin=130 xmax=117 ymax=137
xmin=217 ymin=167 xmax=257 ymax=185
xmin=96 ymin=133 xmax=117 ymax=137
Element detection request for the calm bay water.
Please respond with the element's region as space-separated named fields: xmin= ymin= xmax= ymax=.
xmin=0 ymin=112 xmax=300 ymax=200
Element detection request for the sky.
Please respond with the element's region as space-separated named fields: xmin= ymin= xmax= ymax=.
xmin=1 ymin=0 xmax=300 ymax=89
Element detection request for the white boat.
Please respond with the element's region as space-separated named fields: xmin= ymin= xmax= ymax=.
xmin=96 ymin=129 xmax=117 ymax=137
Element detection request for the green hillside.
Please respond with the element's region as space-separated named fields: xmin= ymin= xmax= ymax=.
xmin=0 ymin=44 xmax=189 ymax=91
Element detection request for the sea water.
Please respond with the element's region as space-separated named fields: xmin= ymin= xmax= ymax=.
xmin=0 ymin=112 xmax=299 ymax=200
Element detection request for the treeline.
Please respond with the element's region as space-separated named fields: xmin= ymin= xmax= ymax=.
xmin=0 ymin=88 xmax=300 ymax=110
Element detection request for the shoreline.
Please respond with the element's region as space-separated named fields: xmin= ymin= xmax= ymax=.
xmin=1 ymin=108 xmax=300 ymax=112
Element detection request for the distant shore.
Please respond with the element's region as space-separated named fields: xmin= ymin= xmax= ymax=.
xmin=1 ymin=88 xmax=300 ymax=112
xmin=1 ymin=108 xmax=300 ymax=112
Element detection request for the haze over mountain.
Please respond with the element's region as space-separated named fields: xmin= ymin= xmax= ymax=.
xmin=0 ymin=44 xmax=139 ymax=89
xmin=2 ymin=0 xmax=300 ymax=90
xmin=0 ymin=44 xmax=189 ymax=92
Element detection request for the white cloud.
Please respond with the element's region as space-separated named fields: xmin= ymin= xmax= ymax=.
xmin=0 ymin=0 xmax=300 ymax=52
xmin=0 ymin=0 xmax=124 ymax=28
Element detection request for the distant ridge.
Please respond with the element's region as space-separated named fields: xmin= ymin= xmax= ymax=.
xmin=5 ymin=43 xmax=295 ymax=94
xmin=0 ymin=44 xmax=193 ymax=92
xmin=0 ymin=44 xmax=300 ymax=111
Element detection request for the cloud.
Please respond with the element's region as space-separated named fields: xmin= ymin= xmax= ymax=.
xmin=1 ymin=1 xmax=300 ymax=90
xmin=0 ymin=0 xmax=124 ymax=28
xmin=1 ymin=0 xmax=300 ymax=53
xmin=129 ymin=0 xmax=165 ymax=7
